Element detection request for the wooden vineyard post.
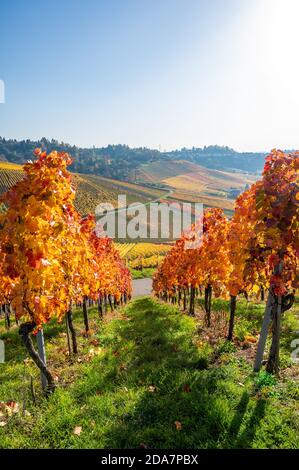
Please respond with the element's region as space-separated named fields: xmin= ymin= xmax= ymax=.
xmin=66 ymin=307 xmax=78 ymax=354
xmin=65 ymin=314 xmax=72 ymax=358
xmin=36 ymin=329 xmax=48 ymax=390
xmin=266 ymin=295 xmax=282 ymax=374
xmin=189 ymin=286 xmax=195 ymax=316
xmin=204 ymin=284 xmax=212 ymax=326
xmin=4 ymin=304 xmax=10 ymax=330
xmin=4 ymin=305 xmax=7 ymax=330
xmin=82 ymin=296 xmax=89 ymax=333
xmin=253 ymin=287 xmax=275 ymax=372
xmin=254 ymin=261 xmax=283 ymax=373
xmin=98 ymin=294 xmax=103 ymax=318
xmin=0 ymin=338 xmax=4 ymax=364
xmin=227 ymin=295 xmax=237 ymax=341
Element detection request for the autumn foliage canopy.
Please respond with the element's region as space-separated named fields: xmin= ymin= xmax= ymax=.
xmin=154 ymin=150 xmax=298 ymax=302
xmin=0 ymin=149 xmax=131 ymax=328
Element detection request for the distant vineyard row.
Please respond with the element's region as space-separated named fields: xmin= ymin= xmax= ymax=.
xmin=116 ymin=242 xmax=172 ymax=269
xmin=0 ymin=164 xmax=168 ymax=218
xmin=0 ymin=166 xmax=119 ymax=216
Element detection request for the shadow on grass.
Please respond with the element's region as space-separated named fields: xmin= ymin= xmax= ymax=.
xmin=224 ymin=390 xmax=266 ymax=448
xmin=0 ymin=322 xmax=26 ymax=363
xmin=74 ymin=297 xmax=267 ymax=449
xmin=0 ymin=298 xmax=270 ymax=448
xmin=235 ymin=398 xmax=266 ymax=448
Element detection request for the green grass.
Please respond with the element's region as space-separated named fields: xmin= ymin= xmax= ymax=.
xmin=197 ymin=296 xmax=299 ymax=365
xmin=130 ymin=267 xmax=156 ymax=279
xmin=0 ymin=296 xmax=298 ymax=449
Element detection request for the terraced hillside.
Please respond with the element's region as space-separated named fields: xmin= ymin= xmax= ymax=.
xmin=116 ymin=242 xmax=171 ymax=261
xmin=116 ymin=242 xmax=172 ymax=271
xmin=0 ymin=163 xmax=168 ymax=217
xmin=82 ymin=174 xmax=168 ymax=205
xmin=72 ymin=174 xmax=119 ymax=215
xmin=0 ymin=166 xmax=24 ymax=195
xmin=0 ymin=163 xmax=118 ymax=215
xmin=135 ymin=160 xmax=201 ymax=182
xmin=136 ymin=159 xmax=257 ymax=212
xmin=138 ymin=159 xmax=256 ymax=189
xmin=168 ymin=191 xmax=235 ymax=212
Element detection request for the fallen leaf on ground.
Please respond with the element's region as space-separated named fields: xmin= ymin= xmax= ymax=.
xmin=88 ymin=348 xmax=95 ymax=358
xmin=244 ymin=335 xmax=257 ymax=343
xmin=4 ymin=401 xmax=20 ymax=416
xmin=174 ymin=420 xmax=182 ymax=431
xmin=73 ymin=426 xmax=82 ymax=436
xmin=88 ymin=347 xmax=102 ymax=359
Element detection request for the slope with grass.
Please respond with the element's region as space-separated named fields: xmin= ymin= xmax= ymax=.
xmin=136 ymin=160 xmax=202 ymax=181
xmin=0 ymin=296 xmax=298 ymax=449
xmin=137 ymin=159 xmax=256 ymax=189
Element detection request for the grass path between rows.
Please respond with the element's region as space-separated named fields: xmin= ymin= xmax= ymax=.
xmin=0 ymin=296 xmax=298 ymax=448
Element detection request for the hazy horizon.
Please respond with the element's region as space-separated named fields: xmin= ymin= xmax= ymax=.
xmin=0 ymin=134 xmax=272 ymax=154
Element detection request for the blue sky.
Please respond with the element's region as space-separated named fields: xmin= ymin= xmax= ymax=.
xmin=1 ymin=0 xmax=298 ymax=151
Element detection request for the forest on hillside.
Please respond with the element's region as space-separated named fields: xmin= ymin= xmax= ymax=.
xmin=0 ymin=137 xmax=266 ymax=181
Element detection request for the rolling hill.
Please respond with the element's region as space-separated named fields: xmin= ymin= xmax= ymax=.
xmin=0 ymin=163 xmax=168 ymax=217
xmin=0 ymin=137 xmax=263 ymax=219
xmin=137 ymin=159 xmax=255 ymax=189
xmin=0 ymin=156 xmax=257 ymax=224
xmin=135 ymin=159 xmax=257 ymax=213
